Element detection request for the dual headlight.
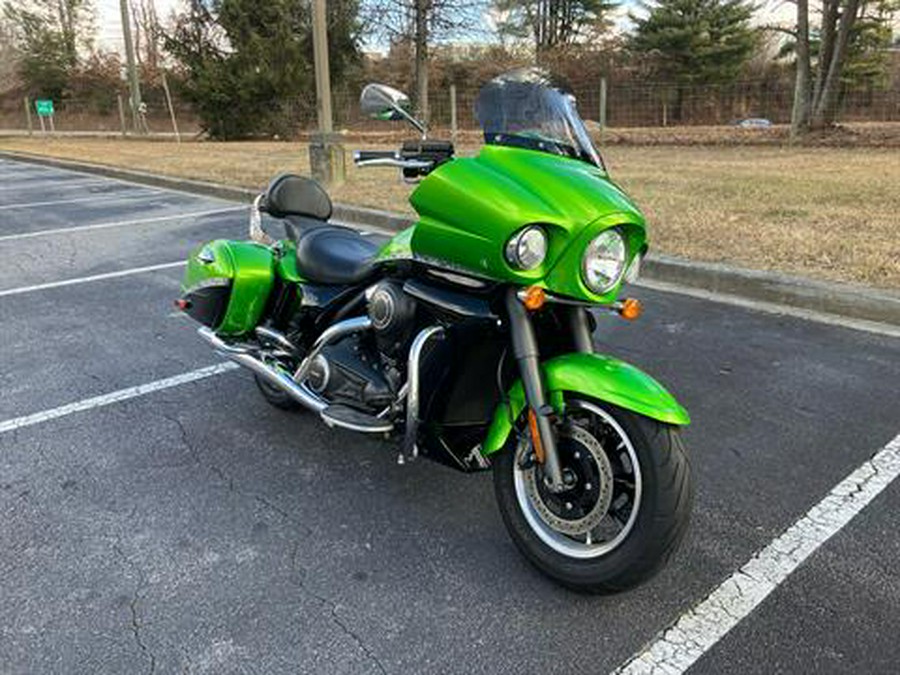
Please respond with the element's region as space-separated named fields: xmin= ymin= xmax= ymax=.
xmin=504 ymin=225 xmax=638 ymax=295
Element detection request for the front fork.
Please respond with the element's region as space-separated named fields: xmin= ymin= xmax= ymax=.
xmin=505 ymin=288 xmax=594 ymax=493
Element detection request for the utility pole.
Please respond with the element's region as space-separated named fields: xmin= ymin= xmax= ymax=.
xmin=119 ymin=0 xmax=144 ymax=134
xmin=309 ymin=0 xmax=344 ymax=184
xmin=312 ymin=0 xmax=333 ymax=134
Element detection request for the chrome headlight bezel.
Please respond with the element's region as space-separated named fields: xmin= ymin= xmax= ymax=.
xmin=505 ymin=225 xmax=548 ymax=271
xmin=581 ymin=229 xmax=628 ymax=294
xmin=624 ymin=250 xmax=643 ymax=284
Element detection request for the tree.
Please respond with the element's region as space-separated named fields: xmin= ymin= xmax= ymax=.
xmin=131 ymin=0 xmax=162 ymax=71
xmin=628 ymin=0 xmax=758 ymax=121
xmin=2 ymin=0 xmax=94 ymax=99
xmin=789 ymin=0 xmax=897 ymax=135
xmin=493 ymin=0 xmax=617 ymax=54
xmin=363 ymin=0 xmax=485 ymax=124
xmin=166 ymin=0 xmax=361 ymax=139
xmin=0 ymin=15 xmax=20 ymax=92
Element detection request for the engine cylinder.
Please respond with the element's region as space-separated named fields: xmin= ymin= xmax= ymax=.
xmin=366 ymin=281 xmax=416 ymax=357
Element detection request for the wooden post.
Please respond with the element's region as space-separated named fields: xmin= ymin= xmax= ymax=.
xmin=24 ymin=97 xmax=33 ymax=136
xmin=309 ymin=0 xmax=345 ymax=185
xmin=38 ymin=114 xmax=46 ymax=136
xmin=311 ymin=0 xmax=333 ymax=134
xmin=48 ymin=113 xmax=55 ymax=135
xmin=120 ymin=0 xmax=144 ymax=133
xmin=161 ymin=71 xmax=181 ymax=143
xmin=662 ymin=100 xmax=668 ymax=127
xmin=450 ymin=84 xmax=457 ymax=144
xmin=117 ymin=94 xmax=127 ymax=137
xmin=599 ymin=77 xmax=607 ymax=130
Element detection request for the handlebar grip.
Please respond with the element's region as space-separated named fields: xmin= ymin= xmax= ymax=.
xmin=354 ymin=150 xmax=397 ymax=163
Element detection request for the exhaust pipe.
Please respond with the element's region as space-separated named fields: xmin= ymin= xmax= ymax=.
xmin=198 ymin=326 xmax=328 ymax=413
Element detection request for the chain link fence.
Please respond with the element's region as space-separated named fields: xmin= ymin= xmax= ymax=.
xmin=2 ymin=79 xmax=898 ymax=137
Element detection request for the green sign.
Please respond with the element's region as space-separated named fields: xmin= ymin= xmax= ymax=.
xmin=35 ymin=99 xmax=54 ymax=117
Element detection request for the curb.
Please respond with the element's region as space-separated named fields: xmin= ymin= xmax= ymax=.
xmin=2 ymin=149 xmax=897 ymax=327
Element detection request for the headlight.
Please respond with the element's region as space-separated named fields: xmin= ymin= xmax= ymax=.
xmin=624 ymin=251 xmax=642 ymax=284
xmin=505 ymin=225 xmax=547 ymax=270
xmin=581 ymin=229 xmax=627 ymax=294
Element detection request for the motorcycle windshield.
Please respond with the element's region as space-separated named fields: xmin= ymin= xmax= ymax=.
xmin=475 ymin=68 xmax=603 ymax=169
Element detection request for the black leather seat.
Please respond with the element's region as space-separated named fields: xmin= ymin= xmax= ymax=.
xmin=293 ymin=225 xmax=379 ymax=285
xmin=261 ymin=173 xmax=379 ymax=285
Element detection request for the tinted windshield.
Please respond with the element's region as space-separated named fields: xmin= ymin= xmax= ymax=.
xmin=475 ymin=68 xmax=603 ymax=169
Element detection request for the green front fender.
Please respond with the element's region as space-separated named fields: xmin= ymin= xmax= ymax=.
xmin=481 ymin=352 xmax=690 ymax=455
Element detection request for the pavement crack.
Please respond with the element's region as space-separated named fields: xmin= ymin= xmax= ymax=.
xmin=289 ymin=542 xmax=386 ymax=675
xmin=112 ymin=538 xmax=157 ymax=675
xmin=328 ymin=603 xmax=388 ymax=675
xmin=160 ymin=412 xmax=309 ymax=533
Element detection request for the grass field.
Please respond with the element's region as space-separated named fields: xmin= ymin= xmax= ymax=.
xmin=1 ymin=137 xmax=897 ymax=289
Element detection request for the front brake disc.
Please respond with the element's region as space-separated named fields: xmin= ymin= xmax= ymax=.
xmin=521 ymin=425 xmax=614 ymax=536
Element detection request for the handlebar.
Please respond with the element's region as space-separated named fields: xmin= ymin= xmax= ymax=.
xmin=352 ymin=150 xmax=433 ymax=171
xmin=354 ymin=150 xmax=398 ymax=163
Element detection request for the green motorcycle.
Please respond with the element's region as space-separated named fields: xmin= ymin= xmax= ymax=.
xmin=178 ymin=68 xmax=692 ymax=593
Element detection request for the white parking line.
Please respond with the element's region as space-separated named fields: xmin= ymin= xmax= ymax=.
xmin=613 ymin=430 xmax=900 ymax=675
xmin=0 ymin=205 xmax=245 ymax=242
xmin=0 ymin=189 xmax=170 ymax=210
xmin=0 ymin=178 xmax=108 ymax=192
xmin=0 ymin=362 xmax=239 ymax=436
xmin=0 ymin=261 xmax=184 ymax=297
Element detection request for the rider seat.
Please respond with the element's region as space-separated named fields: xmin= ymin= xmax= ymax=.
xmin=261 ymin=173 xmax=379 ymax=285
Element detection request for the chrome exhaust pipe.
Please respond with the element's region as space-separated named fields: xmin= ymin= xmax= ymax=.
xmin=198 ymin=326 xmax=328 ymax=413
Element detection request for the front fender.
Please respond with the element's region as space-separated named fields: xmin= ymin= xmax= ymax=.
xmin=482 ymin=352 xmax=690 ymax=455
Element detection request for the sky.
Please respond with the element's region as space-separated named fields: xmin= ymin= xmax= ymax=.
xmin=92 ymin=0 xmax=799 ymax=54
xmin=94 ymin=0 xmax=180 ymax=53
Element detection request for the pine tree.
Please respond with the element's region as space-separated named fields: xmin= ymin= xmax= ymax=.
xmin=629 ymin=0 xmax=758 ymax=120
xmin=166 ymin=0 xmax=361 ymax=139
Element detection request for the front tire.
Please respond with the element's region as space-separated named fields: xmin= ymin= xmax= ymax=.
xmin=492 ymin=399 xmax=692 ymax=594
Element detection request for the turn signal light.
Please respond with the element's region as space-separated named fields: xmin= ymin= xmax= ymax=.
xmin=618 ymin=297 xmax=642 ymax=321
xmin=174 ymin=298 xmax=192 ymax=311
xmin=528 ymin=409 xmax=545 ymax=464
xmin=521 ymin=285 xmax=546 ymax=311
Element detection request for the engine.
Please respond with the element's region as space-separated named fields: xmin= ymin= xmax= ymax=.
xmin=305 ymin=337 xmax=394 ymax=412
xmin=303 ymin=281 xmax=417 ymax=413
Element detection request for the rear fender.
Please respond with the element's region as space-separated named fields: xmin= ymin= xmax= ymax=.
xmin=481 ymin=352 xmax=689 ymax=455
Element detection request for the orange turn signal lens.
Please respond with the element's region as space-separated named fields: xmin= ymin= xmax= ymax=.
xmin=521 ymin=285 xmax=546 ymax=311
xmin=618 ymin=297 xmax=643 ymax=321
xmin=528 ymin=408 xmax=545 ymax=464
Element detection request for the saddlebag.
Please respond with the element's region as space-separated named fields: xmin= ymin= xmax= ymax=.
xmin=180 ymin=239 xmax=275 ymax=336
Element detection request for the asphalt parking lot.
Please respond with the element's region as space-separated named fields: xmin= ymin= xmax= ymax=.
xmin=1 ymin=156 xmax=899 ymax=675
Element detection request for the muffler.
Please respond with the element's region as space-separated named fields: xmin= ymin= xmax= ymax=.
xmin=198 ymin=326 xmax=328 ymax=413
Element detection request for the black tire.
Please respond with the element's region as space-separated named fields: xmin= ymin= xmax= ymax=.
xmin=254 ymin=374 xmax=302 ymax=411
xmin=492 ymin=400 xmax=693 ymax=594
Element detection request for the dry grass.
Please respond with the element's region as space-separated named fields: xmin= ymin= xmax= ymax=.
xmin=1 ymin=136 xmax=898 ymax=289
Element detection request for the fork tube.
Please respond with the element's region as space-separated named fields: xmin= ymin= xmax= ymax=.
xmin=569 ymin=307 xmax=594 ymax=354
xmin=505 ymin=288 xmax=565 ymax=491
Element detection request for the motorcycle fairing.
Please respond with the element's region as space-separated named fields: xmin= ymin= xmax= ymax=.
xmin=481 ymin=352 xmax=690 ymax=455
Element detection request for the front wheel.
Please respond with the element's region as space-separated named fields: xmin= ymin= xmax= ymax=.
xmin=492 ymin=398 xmax=692 ymax=594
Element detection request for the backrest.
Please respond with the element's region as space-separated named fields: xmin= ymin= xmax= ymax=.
xmin=262 ymin=173 xmax=332 ymax=220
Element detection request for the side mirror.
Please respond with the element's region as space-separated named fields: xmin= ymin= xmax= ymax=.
xmin=360 ymin=83 xmax=426 ymax=136
xmin=360 ymin=83 xmax=410 ymax=120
